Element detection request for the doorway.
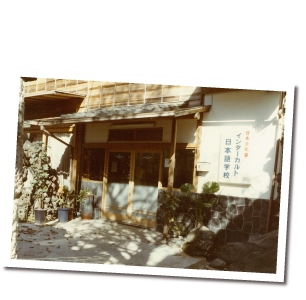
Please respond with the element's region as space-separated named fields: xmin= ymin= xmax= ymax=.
xmin=103 ymin=149 xmax=161 ymax=228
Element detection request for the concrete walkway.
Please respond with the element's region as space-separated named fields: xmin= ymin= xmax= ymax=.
xmin=17 ymin=218 xmax=203 ymax=268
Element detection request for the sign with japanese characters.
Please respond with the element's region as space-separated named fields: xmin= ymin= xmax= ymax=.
xmin=218 ymin=129 xmax=253 ymax=184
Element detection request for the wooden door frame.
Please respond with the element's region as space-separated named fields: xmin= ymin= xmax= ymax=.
xmin=101 ymin=147 xmax=162 ymax=228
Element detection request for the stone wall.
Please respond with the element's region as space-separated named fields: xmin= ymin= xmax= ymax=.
xmin=156 ymin=190 xmax=270 ymax=244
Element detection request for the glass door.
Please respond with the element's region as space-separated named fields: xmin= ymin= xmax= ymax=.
xmin=103 ymin=149 xmax=161 ymax=228
xmin=131 ymin=151 xmax=161 ymax=227
xmin=105 ymin=151 xmax=131 ymax=221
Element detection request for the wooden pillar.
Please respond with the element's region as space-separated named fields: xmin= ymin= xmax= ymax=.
xmin=193 ymin=113 xmax=203 ymax=191
xmin=167 ymin=118 xmax=177 ymax=194
xmin=101 ymin=148 xmax=109 ymax=218
xmin=71 ymin=124 xmax=85 ymax=214
xmin=70 ymin=125 xmax=78 ymax=194
xmin=127 ymin=149 xmax=136 ymax=219
xmin=163 ymin=118 xmax=177 ymax=240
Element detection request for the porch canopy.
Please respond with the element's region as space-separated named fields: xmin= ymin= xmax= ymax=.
xmin=24 ymin=90 xmax=86 ymax=121
xmin=26 ymin=101 xmax=211 ymax=126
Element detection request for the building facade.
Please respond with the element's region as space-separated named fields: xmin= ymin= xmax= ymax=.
xmin=23 ymin=78 xmax=285 ymax=243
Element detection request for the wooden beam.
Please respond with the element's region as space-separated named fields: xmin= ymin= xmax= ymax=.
xmin=75 ymin=124 xmax=85 ymax=198
xmin=167 ymin=119 xmax=177 ymax=194
xmin=82 ymin=142 xmax=199 ymax=150
xmin=41 ymin=128 xmax=73 ymax=148
xmin=70 ymin=126 xmax=78 ymax=199
xmin=193 ymin=113 xmax=203 ymax=192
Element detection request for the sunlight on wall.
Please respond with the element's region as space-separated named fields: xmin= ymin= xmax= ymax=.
xmin=47 ymin=133 xmax=73 ymax=188
xmin=198 ymin=91 xmax=280 ymax=199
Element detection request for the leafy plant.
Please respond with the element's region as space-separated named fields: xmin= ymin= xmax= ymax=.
xmin=191 ymin=181 xmax=220 ymax=226
xmin=160 ymin=191 xmax=181 ymax=224
xmin=202 ymin=181 xmax=220 ymax=195
xmin=30 ymin=142 xmax=54 ymax=209
xmin=180 ymin=183 xmax=194 ymax=196
xmin=77 ymin=188 xmax=93 ymax=203
xmin=56 ymin=185 xmax=75 ymax=208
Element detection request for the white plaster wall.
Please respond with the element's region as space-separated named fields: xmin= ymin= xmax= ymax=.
xmin=155 ymin=119 xmax=171 ymax=142
xmin=198 ymin=90 xmax=281 ymax=199
xmin=177 ymin=119 xmax=197 ymax=143
xmin=85 ymin=123 xmax=111 ymax=143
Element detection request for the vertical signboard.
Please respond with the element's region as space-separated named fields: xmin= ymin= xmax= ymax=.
xmin=218 ymin=129 xmax=253 ymax=184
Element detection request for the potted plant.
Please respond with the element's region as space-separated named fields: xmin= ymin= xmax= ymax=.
xmin=56 ymin=185 xmax=75 ymax=222
xmin=77 ymin=188 xmax=94 ymax=220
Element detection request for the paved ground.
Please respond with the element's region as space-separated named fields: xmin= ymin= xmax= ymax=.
xmin=17 ymin=218 xmax=203 ymax=268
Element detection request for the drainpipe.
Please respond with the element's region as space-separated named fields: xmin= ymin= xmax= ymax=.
xmin=266 ymin=92 xmax=285 ymax=233
xmin=266 ymin=139 xmax=280 ymax=233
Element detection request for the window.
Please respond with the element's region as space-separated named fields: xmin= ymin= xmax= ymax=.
xmin=108 ymin=128 xmax=163 ymax=142
xmin=162 ymin=148 xmax=195 ymax=189
xmin=82 ymin=148 xmax=106 ymax=181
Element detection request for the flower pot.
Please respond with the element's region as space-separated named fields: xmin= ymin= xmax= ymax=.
xmin=58 ymin=208 xmax=70 ymax=223
xmin=34 ymin=209 xmax=47 ymax=225
xmin=80 ymin=195 xmax=94 ymax=220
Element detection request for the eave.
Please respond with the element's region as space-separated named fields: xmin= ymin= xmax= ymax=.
xmin=26 ymin=105 xmax=211 ymax=126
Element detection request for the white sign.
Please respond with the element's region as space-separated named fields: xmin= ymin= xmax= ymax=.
xmin=218 ymin=129 xmax=253 ymax=184
xmin=164 ymin=158 xmax=175 ymax=168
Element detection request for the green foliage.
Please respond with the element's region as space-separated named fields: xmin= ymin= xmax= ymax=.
xmin=202 ymin=181 xmax=220 ymax=194
xmin=191 ymin=181 xmax=220 ymax=225
xmin=160 ymin=191 xmax=181 ymax=224
xmin=180 ymin=183 xmax=194 ymax=194
xmin=30 ymin=143 xmax=53 ymax=209
xmin=77 ymin=188 xmax=93 ymax=203
xmin=56 ymin=185 xmax=75 ymax=208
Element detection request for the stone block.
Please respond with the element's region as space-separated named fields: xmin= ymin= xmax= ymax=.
xmin=227 ymin=204 xmax=238 ymax=215
xmin=252 ymin=210 xmax=260 ymax=217
xmin=253 ymin=199 xmax=262 ymax=212
xmin=260 ymin=208 xmax=268 ymax=218
xmin=211 ymin=217 xmax=221 ymax=228
xmin=244 ymin=198 xmax=253 ymax=207
xmin=237 ymin=205 xmax=245 ymax=215
xmin=212 ymin=211 xmax=219 ymax=218
xmin=243 ymin=212 xmax=252 ymax=222
xmin=242 ymin=221 xmax=253 ymax=233
xmin=214 ymin=204 xmax=225 ymax=212
xmin=218 ymin=198 xmax=228 ymax=210
xmin=252 ymin=216 xmax=260 ymax=228
xmin=228 ymin=196 xmax=235 ymax=204
xmin=220 ymin=219 xmax=229 ymax=229
xmin=260 ymin=217 xmax=267 ymax=227
xmin=208 ymin=225 xmax=220 ymax=234
xmin=233 ymin=214 xmax=244 ymax=229
xmin=235 ymin=198 xmax=245 ymax=206
xmin=261 ymin=200 xmax=269 ymax=210
xmin=226 ymin=212 xmax=235 ymax=221
xmin=227 ymin=221 xmax=241 ymax=231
